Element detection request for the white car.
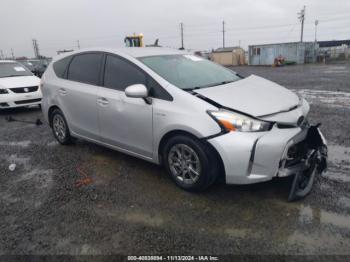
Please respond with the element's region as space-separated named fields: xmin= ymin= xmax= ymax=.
xmin=0 ymin=60 xmax=42 ymax=109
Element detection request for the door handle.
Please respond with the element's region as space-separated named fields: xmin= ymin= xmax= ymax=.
xmin=97 ymin=97 xmax=109 ymax=106
xmin=58 ymin=88 xmax=67 ymax=95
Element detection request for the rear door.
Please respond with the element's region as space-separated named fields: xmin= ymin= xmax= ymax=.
xmin=60 ymin=52 xmax=103 ymax=140
xmin=98 ymin=54 xmax=153 ymax=158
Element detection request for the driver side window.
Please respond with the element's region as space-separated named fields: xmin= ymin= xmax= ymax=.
xmin=103 ymin=55 xmax=146 ymax=91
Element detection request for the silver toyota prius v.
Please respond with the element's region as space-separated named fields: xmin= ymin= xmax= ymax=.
xmin=41 ymin=47 xmax=327 ymax=201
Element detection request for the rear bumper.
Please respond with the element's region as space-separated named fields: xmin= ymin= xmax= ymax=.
xmin=0 ymin=90 xmax=42 ymax=108
xmin=208 ymin=124 xmax=327 ymax=185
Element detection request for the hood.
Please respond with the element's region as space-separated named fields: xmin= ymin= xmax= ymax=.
xmin=0 ymin=75 xmax=40 ymax=89
xmin=195 ymin=75 xmax=299 ymax=117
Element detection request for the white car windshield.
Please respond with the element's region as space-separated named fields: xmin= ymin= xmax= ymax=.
xmin=139 ymin=54 xmax=241 ymax=90
xmin=0 ymin=62 xmax=33 ymax=78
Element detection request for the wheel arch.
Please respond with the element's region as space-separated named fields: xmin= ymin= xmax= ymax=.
xmin=158 ymin=129 xmax=226 ymax=182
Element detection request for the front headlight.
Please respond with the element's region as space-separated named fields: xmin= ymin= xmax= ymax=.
xmin=208 ymin=109 xmax=272 ymax=132
xmin=0 ymin=89 xmax=9 ymax=94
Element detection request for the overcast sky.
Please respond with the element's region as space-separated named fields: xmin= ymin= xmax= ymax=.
xmin=1 ymin=0 xmax=350 ymax=58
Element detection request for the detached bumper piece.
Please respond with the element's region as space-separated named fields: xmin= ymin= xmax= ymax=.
xmin=287 ymin=124 xmax=327 ymax=201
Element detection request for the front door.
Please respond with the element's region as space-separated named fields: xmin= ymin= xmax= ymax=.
xmin=98 ymin=54 xmax=153 ymax=158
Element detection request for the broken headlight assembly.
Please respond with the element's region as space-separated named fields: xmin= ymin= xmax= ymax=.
xmin=208 ymin=109 xmax=272 ymax=132
xmin=0 ymin=89 xmax=9 ymax=94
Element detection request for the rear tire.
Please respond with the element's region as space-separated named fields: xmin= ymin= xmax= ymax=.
xmin=51 ymin=109 xmax=72 ymax=145
xmin=162 ymin=135 xmax=219 ymax=191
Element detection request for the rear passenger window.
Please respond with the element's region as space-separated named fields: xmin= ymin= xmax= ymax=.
xmin=104 ymin=55 xmax=146 ymax=91
xmin=53 ymin=56 xmax=72 ymax=78
xmin=68 ymin=53 xmax=102 ymax=85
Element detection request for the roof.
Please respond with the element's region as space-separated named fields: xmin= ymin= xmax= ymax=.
xmin=0 ymin=60 xmax=17 ymax=63
xmin=249 ymin=41 xmax=315 ymax=48
xmin=213 ymin=46 xmax=242 ymax=53
xmin=318 ymin=40 xmax=350 ymax=48
xmin=53 ymin=47 xmax=188 ymax=62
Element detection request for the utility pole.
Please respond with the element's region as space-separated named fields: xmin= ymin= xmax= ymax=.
xmin=0 ymin=50 xmax=4 ymax=60
xmin=77 ymin=40 xmax=81 ymax=49
xmin=11 ymin=48 xmax=14 ymax=59
xmin=298 ymin=6 xmax=306 ymax=42
xmin=32 ymin=39 xmax=40 ymax=59
xmin=314 ymin=20 xmax=319 ymax=42
xmin=180 ymin=23 xmax=184 ymax=50
xmin=222 ymin=20 xmax=225 ymax=48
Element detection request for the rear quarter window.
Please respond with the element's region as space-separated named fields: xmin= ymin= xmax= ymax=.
xmin=53 ymin=56 xmax=72 ymax=78
xmin=67 ymin=53 xmax=103 ymax=85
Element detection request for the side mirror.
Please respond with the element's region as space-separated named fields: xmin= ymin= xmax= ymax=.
xmin=125 ymin=84 xmax=148 ymax=98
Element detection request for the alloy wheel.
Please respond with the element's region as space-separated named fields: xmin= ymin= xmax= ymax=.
xmin=53 ymin=114 xmax=66 ymax=142
xmin=168 ymin=144 xmax=201 ymax=185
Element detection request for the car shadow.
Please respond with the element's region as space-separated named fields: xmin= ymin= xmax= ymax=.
xmin=0 ymin=106 xmax=41 ymax=116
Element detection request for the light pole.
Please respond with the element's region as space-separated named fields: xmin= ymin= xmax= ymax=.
xmin=314 ymin=20 xmax=319 ymax=63
xmin=298 ymin=6 xmax=306 ymax=42
xmin=314 ymin=20 xmax=319 ymax=43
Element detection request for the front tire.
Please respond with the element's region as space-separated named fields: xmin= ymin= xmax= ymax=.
xmin=163 ymin=135 xmax=219 ymax=191
xmin=51 ymin=109 xmax=72 ymax=145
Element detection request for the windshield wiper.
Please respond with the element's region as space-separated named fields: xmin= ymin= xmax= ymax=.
xmin=185 ymin=80 xmax=236 ymax=91
xmin=215 ymin=80 xmax=235 ymax=86
xmin=185 ymin=86 xmax=202 ymax=91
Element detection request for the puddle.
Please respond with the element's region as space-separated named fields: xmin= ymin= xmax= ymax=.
xmin=225 ymin=228 xmax=251 ymax=238
xmin=321 ymin=144 xmax=350 ymax=183
xmin=328 ymin=144 xmax=350 ymax=165
xmin=124 ymin=211 xmax=164 ymax=227
xmin=338 ymin=197 xmax=350 ymax=209
xmin=1 ymin=168 xmax=54 ymax=208
xmin=288 ymin=231 xmax=346 ymax=254
xmin=292 ymin=89 xmax=350 ymax=109
xmin=299 ymin=205 xmax=350 ymax=229
xmin=6 ymin=154 xmax=30 ymax=165
xmin=323 ymin=171 xmax=350 ymax=183
xmin=0 ymin=140 xmax=31 ymax=147
xmin=47 ymin=141 xmax=59 ymax=147
xmin=99 ymin=207 xmax=165 ymax=228
xmin=16 ymin=168 xmax=53 ymax=183
xmin=323 ymin=66 xmax=348 ymax=74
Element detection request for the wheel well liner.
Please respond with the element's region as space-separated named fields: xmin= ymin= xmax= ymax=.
xmin=48 ymin=105 xmax=60 ymax=127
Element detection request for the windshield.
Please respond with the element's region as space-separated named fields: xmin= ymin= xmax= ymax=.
xmin=139 ymin=54 xmax=241 ymax=90
xmin=0 ymin=62 xmax=33 ymax=78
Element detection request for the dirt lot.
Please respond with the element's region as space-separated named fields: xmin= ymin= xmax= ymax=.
xmin=0 ymin=62 xmax=349 ymax=256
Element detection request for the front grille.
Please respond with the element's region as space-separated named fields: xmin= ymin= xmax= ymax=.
xmin=277 ymin=118 xmax=309 ymax=129
xmin=14 ymin=98 xmax=41 ymax=105
xmin=0 ymin=102 xmax=9 ymax=107
xmin=10 ymin=86 xmax=39 ymax=93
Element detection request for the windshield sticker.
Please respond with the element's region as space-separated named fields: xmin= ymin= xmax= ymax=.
xmin=184 ymin=55 xmax=204 ymax=62
xmin=14 ymin=66 xmax=26 ymax=72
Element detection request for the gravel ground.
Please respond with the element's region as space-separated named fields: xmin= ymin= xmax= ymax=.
xmin=0 ymin=62 xmax=349 ymax=256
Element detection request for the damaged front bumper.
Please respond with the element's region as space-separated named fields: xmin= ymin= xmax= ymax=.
xmin=280 ymin=125 xmax=328 ymax=201
xmin=208 ymin=123 xmax=327 ymax=201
